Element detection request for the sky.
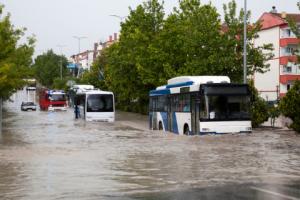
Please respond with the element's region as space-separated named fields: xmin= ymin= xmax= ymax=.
xmin=0 ymin=0 xmax=299 ymax=59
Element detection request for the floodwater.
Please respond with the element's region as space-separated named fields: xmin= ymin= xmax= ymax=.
xmin=1 ymin=90 xmax=300 ymax=200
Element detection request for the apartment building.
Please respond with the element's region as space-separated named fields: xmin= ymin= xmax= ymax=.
xmin=69 ymin=33 xmax=118 ymax=77
xmin=254 ymin=8 xmax=300 ymax=102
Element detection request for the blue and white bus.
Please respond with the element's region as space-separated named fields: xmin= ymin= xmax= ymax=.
xmin=74 ymin=86 xmax=115 ymax=122
xmin=149 ymin=76 xmax=252 ymax=135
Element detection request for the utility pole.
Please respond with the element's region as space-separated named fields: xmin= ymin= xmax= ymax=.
xmin=57 ymin=45 xmax=66 ymax=80
xmin=243 ymin=0 xmax=247 ymax=84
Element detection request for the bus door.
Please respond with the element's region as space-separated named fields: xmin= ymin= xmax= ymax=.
xmin=152 ymin=112 xmax=157 ymax=130
xmin=167 ymin=96 xmax=172 ymax=132
xmin=191 ymin=94 xmax=200 ymax=135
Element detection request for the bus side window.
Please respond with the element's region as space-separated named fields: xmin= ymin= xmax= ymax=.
xmin=105 ymin=97 xmax=112 ymax=110
xmin=183 ymin=104 xmax=190 ymax=112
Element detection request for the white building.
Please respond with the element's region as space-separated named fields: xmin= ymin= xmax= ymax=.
xmin=254 ymin=9 xmax=300 ymax=102
xmin=69 ymin=33 xmax=118 ymax=77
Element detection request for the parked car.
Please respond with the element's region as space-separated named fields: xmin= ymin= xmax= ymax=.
xmin=21 ymin=102 xmax=37 ymax=111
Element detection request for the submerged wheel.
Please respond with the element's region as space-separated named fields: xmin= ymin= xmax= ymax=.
xmin=184 ymin=124 xmax=189 ymax=135
xmin=158 ymin=121 xmax=163 ymax=130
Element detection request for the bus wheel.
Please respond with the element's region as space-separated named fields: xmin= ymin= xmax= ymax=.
xmin=184 ymin=124 xmax=189 ymax=135
xmin=158 ymin=122 xmax=163 ymax=130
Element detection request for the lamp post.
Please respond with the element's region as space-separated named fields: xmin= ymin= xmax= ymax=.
xmin=73 ymin=36 xmax=87 ymax=54
xmin=243 ymin=0 xmax=247 ymax=84
xmin=57 ymin=45 xmax=66 ymax=80
xmin=109 ymin=14 xmax=126 ymax=22
xmin=73 ymin=36 xmax=87 ymax=78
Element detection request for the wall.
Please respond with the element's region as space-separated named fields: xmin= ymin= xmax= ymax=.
xmin=254 ymin=26 xmax=280 ymax=101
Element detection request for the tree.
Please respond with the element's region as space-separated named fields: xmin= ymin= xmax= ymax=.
xmin=248 ymin=80 xmax=269 ymax=127
xmin=33 ymin=50 xmax=68 ymax=88
xmin=287 ymin=2 xmax=300 ymax=68
xmin=279 ymin=81 xmax=300 ymax=133
xmin=104 ymin=0 xmax=165 ymax=113
xmin=92 ymin=0 xmax=274 ymax=115
xmin=158 ymin=0 xmax=224 ymax=77
xmin=222 ymin=0 xmax=273 ymax=82
xmin=280 ymin=1 xmax=300 ymax=133
xmin=80 ymin=51 xmax=107 ymax=90
xmin=0 ymin=4 xmax=35 ymax=100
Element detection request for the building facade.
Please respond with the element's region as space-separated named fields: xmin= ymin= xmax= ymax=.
xmin=254 ymin=10 xmax=300 ymax=102
xmin=69 ymin=33 xmax=118 ymax=77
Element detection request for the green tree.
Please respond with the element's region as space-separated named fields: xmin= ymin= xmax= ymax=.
xmin=222 ymin=0 xmax=273 ymax=82
xmin=33 ymin=50 xmax=68 ymax=88
xmin=287 ymin=2 xmax=300 ymax=67
xmin=93 ymin=0 xmax=274 ymax=115
xmin=104 ymin=0 xmax=165 ymax=113
xmin=279 ymin=81 xmax=300 ymax=133
xmin=280 ymin=1 xmax=300 ymax=132
xmin=158 ymin=0 xmax=273 ymax=82
xmin=80 ymin=51 xmax=107 ymax=90
xmin=249 ymin=80 xmax=269 ymax=127
xmin=0 ymin=4 xmax=35 ymax=100
xmin=157 ymin=0 xmax=231 ymax=78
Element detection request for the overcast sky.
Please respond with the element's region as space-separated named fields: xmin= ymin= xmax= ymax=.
xmin=0 ymin=0 xmax=299 ymax=58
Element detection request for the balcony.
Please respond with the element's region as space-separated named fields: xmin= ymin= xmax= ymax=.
xmin=280 ymin=74 xmax=300 ymax=84
xmin=280 ymin=38 xmax=300 ymax=47
xmin=281 ymin=63 xmax=300 ymax=75
xmin=280 ymin=55 xmax=297 ymax=65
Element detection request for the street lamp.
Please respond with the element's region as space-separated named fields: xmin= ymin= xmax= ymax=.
xmin=109 ymin=14 xmax=126 ymax=22
xmin=57 ymin=45 xmax=66 ymax=80
xmin=73 ymin=36 xmax=87 ymax=54
xmin=243 ymin=0 xmax=247 ymax=84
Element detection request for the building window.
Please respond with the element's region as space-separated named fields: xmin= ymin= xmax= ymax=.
xmin=287 ymin=84 xmax=291 ymax=91
xmin=283 ymin=65 xmax=292 ymax=73
xmin=286 ymin=29 xmax=291 ymax=37
xmin=286 ymin=47 xmax=293 ymax=53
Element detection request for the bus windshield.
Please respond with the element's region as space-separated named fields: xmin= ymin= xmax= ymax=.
xmin=86 ymin=94 xmax=113 ymax=112
xmin=200 ymin=95 xmax=250 ymax=121
xmin=49 ymin=94 xmax=66 ymax=101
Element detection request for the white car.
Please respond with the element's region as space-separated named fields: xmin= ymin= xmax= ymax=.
xmin=21 ymin=102 xmax=37 ymax=111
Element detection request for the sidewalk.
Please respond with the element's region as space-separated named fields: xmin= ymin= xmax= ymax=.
xmin=263 ymin=115 xmax=292 ymax=129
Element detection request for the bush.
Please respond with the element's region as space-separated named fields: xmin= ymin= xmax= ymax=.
xmin=279 ymin=80 xmax=300 ymax=133
xmin=52 ymin=78 xmax=67 ymax=90
xmin=249 ymin=81 xmax=269 ymax=128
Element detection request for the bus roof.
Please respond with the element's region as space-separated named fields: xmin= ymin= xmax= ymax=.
xmin=47 ymin=90 xmax=65 ymax=95
xmin=167 ymin=76 xmax=230 ymax=85
xmin=77 ymin=89 xmax=114 ymax=95
xmin=150 ymin=76 xmax=231 ymax=96
xmin=72 ymin=84 xmax=94 ymax=90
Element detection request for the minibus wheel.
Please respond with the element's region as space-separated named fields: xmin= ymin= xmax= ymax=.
xmin=184 ymin=124 xmax=189 ymax=135
xmin=158 ymin=121 xmax=163 ymax=130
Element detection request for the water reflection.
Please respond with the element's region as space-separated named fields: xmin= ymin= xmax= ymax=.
xmin=0 ymin=90 xmax=300 ymax=199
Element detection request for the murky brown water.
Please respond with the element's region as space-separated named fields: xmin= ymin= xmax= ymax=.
xmin=1 ymin=90 xmax=300 ymax=199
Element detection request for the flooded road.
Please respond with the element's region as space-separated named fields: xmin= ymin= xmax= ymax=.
xmin=1 ymin=90 xmax=300 ymax=199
